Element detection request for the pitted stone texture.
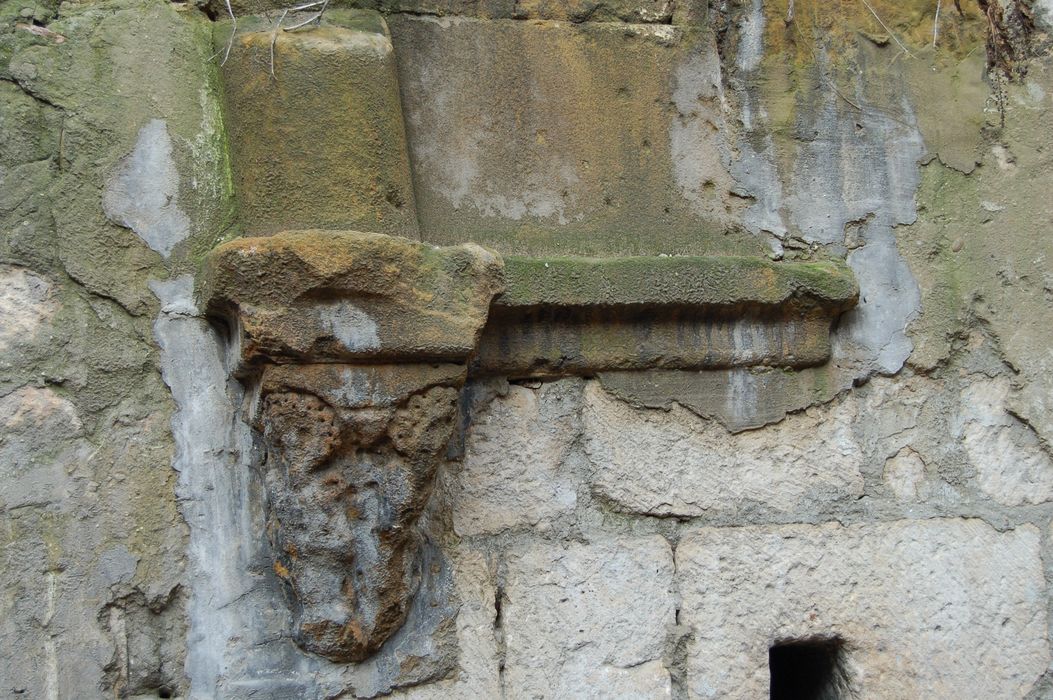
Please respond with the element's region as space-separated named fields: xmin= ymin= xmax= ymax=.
xmin=956 ymin=377 xmax=1053 ymax=506
xmin=0 ymin=265 xmax=57 ymax=354
xmin=451 ymin=380 xmax=581 ymax=535
xmin=502 ymin=536 xmax=675 ymax=699
xmin=677 ymin=520 xmax=1049 ymax=699
xmin=257 ymin=363 xmax=463 ymax=662
xmin=583 ymin=382 xmax=863 ymax=517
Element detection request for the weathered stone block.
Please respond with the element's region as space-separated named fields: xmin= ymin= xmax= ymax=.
xmin=389 ymin=16 xmax=754 ymax=256
xmin=198 ymin=229 xmax=504 ymax=365
xmin=217 ymin=11 xmax=418 ymax=237
xmin=676 ymin=520 xmax=1049 ymax=699
xmin=583 ymin=382 xmax=863 ymax=517
xmin=957 ymin=377 xmax=1053 ymax=506
xmin=449 ymin=380 xmax=581 ymax=535
xmin=503 ymin=537 xmax=675 ymax=698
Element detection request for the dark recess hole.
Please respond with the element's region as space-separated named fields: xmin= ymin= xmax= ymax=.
xmin=157 ymin=687 xmax=174 ymax=699
xmin=769 ymin=636 xmax=851 ymax=700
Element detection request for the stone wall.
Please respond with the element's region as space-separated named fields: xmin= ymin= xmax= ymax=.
xmin=2 ymin=0 xmax=1053 ymax=698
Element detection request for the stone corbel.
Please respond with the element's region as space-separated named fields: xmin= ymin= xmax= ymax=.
xmin=197 ymin=229 xmax=858 ymax=662
xmin=198 ymin=230 xmax=503 ymax=662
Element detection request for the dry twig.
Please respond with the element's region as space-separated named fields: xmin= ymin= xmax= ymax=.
xmin=214 ymin=0 xmax=329 ymax=69
xmin=270 ymin=8 xmax=289 ymax=78
xmin=861 ymin=0 xmax=916 ymax=59
xmin=283 ymin=0 xmax=330 ymax=30
xmin=220 ymin=0 xmax=237 ymax=65
xmin=933 ymin=0 xmax=942 ymax=48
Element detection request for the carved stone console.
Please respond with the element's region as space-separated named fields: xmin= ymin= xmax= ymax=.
xmin=198 ymin=230 xmax=503 ymax=661
xmin=198 ymin=228 xmax=857 ymax=662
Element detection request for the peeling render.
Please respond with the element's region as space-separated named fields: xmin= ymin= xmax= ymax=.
xmin=104 ymin=120 xmax=191 ymax=259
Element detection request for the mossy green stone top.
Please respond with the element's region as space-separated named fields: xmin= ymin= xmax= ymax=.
xmin=497 ymin=256 xmax=858 ymax=311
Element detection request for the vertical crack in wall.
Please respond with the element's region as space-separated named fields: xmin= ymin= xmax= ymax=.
xmin=493 ymin=576 xmax=508 ymax=699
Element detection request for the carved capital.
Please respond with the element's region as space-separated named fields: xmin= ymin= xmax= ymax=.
xmin=199 ymin=230 xmax=503 ymax=662
xmin=258 ymin=364 xmax=463 ymax=661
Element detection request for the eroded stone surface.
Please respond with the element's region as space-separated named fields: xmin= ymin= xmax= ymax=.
xmin=956 ymin=377 xmax=1053 ymax=506
xmin=677 ymin=519 xmax=1049 ymax=699
xmin=503 ymin=537 xmax=675 ymax=699
xmin=257 ymin=363 xmax=464 ymax=662
xmin=450 ymin=380 xmax=581 ymax=535
xmin=583 ymin=382 xmax=863 ymax=517
xmin=198 ymin=229 xmax=504 ymax=365
xmin=0 ymin=265 xmax=57 ymax=353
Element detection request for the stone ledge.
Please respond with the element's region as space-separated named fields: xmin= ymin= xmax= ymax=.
xmin=496 ymin=255 xmax=858 ymax=312
xmin=474 ymin=255 xmax=857 ymax=377
xmin=198 ymin=230 xmax=858 ymax=374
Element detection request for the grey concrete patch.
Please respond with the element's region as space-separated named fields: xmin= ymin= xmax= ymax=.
xmin=836 ymin=225 xmax=921 ymax=374
xmin=104 ymin=119 xmax=190 ymax=259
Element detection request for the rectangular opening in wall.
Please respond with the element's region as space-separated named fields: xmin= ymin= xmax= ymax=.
xmin=769 ymin=636 xmax=852 ymax=700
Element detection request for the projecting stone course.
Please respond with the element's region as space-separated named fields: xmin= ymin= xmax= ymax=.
xmin=502 ymin=536 xmax=675 ymax=699
xmin=676 ymin=519 xmax=1049 ymax=699
xmin=583 ymin=382 xmax=864 ymax=517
